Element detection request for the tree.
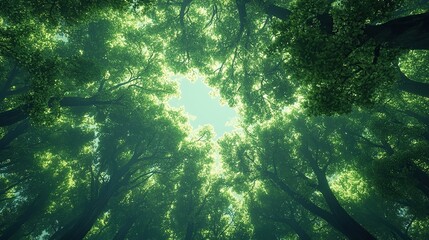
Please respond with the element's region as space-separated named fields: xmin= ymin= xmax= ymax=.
xmin=168 ymin=126 xmax=239 ymax=240
xmin=48 ymin=100 xmax=187 ymax=239
xmin=85 ymin=176 xmax=175 ymax=240
xmin=1 ymin=4 xmax=187 ymax=239
xmin=219 ymin=103 xmax=429 ymax=239
xmin=0 ymin=116 xmax=95 ymax=239
xmin=248 ymin=185 xmax=315 ymax=240
xmin=0 ymin=8 xmax=172 ymax=128
xmin=157 ymin=0 xmax=429 ymax=117
xmin=270 ymin=0 xmax=429 ymax=114
xmin=221 ymin=115 xmax=379 ymax=239
xmin=336 ymin=105 xmax=429 ymax=216
xmin=1 ymin=1 xmax=428 ymax=240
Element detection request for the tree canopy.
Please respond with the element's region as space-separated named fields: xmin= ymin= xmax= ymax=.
xmin=1 ymin=0 xmax=429 ymax=239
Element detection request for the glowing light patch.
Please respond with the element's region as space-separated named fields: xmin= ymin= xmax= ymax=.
xmin=169 ymin=75 xmax=237 ymax=138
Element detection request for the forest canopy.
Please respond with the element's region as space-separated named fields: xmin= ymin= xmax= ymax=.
xmin=1 ymin=0 xmax=429 ymax=239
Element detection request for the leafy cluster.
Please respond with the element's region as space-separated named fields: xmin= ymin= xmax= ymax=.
xmin=1 ymin=0 xmax=429 ymax=239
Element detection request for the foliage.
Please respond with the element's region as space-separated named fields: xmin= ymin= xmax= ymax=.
xmin=1 ymin=0 xmax=429 ymax=239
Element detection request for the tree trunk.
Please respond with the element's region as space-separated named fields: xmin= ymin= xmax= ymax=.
xmin=113 ymin=218 xmax=135 ymax=240
xmin=364 ymin=12 xmax=429 ymax=50
xmin=0 ymin=120 xmax=29 ymax=149
xmin=398 ymin=71 xmax=429 ymax=98
xmin=0 ymin=96 xmax=120 ymax=127
xmin=288 ymin=220 xmax=312 ymax=240
xmin=179 ymin=0 xmax=192 ymax=27
xmin=303 ymin=146 xmax=376 ymax=240
xmin=0 ymin=105 xmax=28 ymax=127
xmin=184 ymin=221 xmax=194 ymax=240
xmin=0 ymin=87 xmax=29 ymax=100
xmin=50 ymin=152 xmax=140 ymax=240
xmin=408 ymin=161 xmax=429 ymax=199
xmin=264 ymin=4 xmax=292 ymax=21
xmin=264 ymin=5 xmax=429 ymax=50
xmin=318 ymin=181 xmax=377 ymax=240
xmin=395 ymin=109 xmax=429 ymax=140
xmin=399 ymin=109 xmax=429 ymax=126
xmin=50 ymin=183 xmax=116 ymax=240
xmin=266 ymin=171 xmax=348 ymax=237
xmin=0 ymin=193 xmax=48 ymax=240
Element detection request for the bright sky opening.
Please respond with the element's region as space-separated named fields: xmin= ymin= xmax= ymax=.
xmin=169 ymin=75 xmax=237 ymax=138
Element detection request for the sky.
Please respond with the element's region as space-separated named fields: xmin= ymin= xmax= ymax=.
xmin=168 ymin=75 xmax=237 ymax=138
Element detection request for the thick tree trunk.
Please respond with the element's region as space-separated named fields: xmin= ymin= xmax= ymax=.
xmin=184 ymin=221 xmax=195 ymax=240
xmin=398 ymin=71 xmax=429 ymax=98
xmin=265 ymin=5 xmax=428 ymax=50
xmin=0 ymin=193 xmax=48 ymax=240
xmin=0 ymin=120 xmax=29 ymax=149
xmin=318 ymin=181 xmax=376 ymax=240
xmin=364 ymin=12 xmax=429 ymax=50
xmin=179 ymin=0 xmax=192 ymax=27
xmin=266 ymin=172 xmax=350 ymax=237
xmin=0 ymin=87 xmax=29 ymax=101
xmin=50 ymin=153 xmax=141 ymax=240
xmin=395 ymin=109 xmax=429 ymax=140
xmin=266 ymin=171 xmax=334 ymax=221
xmin=236 ymin=0 xmax=249 ymax=38
xmin=367 ymin=135 xmax=429 ymax=200
xmin=50 ymin=183 xmax=116 ymax=240
xmin=264 ymin=4 xmax=292 ymax=21
xmin=0 ymin=105 xmax=28 ymax=127
xmin=270 ymin=173 xmax=374 ymax=239
xmin=303 ymin=146 xmax=376 ymax=240
xmin=400 ymin=109 xmax=429 ymax=126
xmin=112 ymin=217 xmax=135 ymax=240
xmin=287 ymin=220 xmax=312 ymax=240
xmin=408 ymin=161 xmax=429 ymax=199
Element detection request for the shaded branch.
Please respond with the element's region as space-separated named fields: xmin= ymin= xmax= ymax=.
xmin=264 ymin=3 xmax=292 ymax=21
xmin=0 ymin=64 xmax=19 ymax=101
xmin=0 ymin=119 xmax=30 ymax=149
xmin=397 ymin=69 xmax=429 ymax=98
xmin=364 ymin=11 xmax=429 ymax=50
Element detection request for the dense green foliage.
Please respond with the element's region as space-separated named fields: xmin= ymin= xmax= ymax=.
xmin=1 ymin=0 xmax=428 ymax=239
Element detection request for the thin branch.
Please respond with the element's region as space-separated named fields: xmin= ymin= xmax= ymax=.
xmin=204 ymin=4 xmax=218 ymax=28
xmin=127 ymin=84 xmax=171 ymax=94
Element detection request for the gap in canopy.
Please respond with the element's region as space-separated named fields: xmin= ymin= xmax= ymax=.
xmin=168 ymin=73 xmax=238 ymax=139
